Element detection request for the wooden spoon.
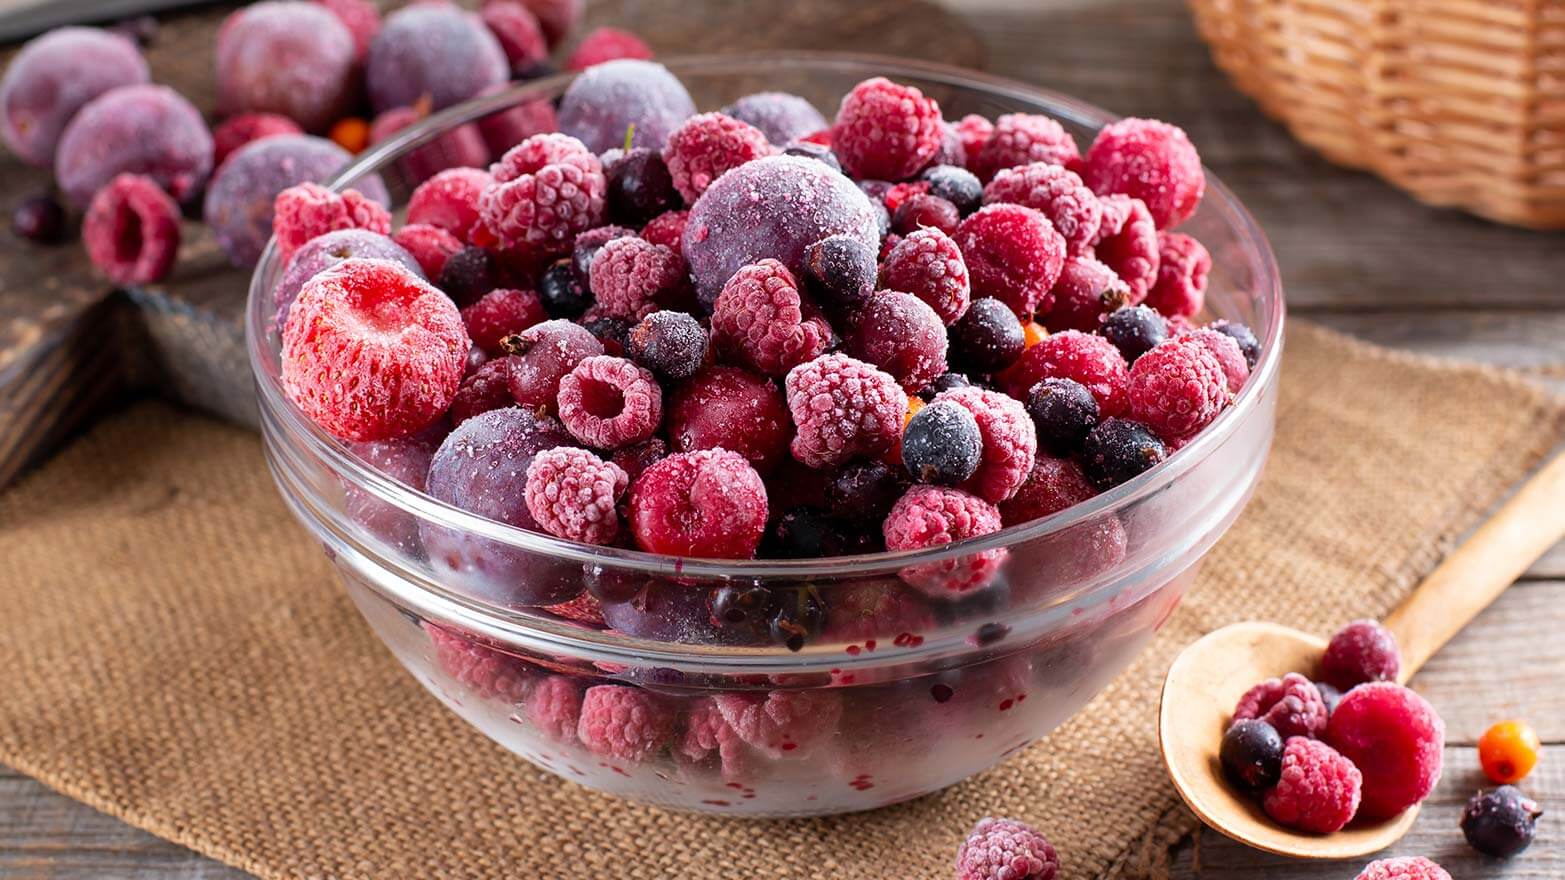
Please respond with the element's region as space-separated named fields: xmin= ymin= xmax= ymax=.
xmin=1159 ymin=452 xmax=1565 ymax=859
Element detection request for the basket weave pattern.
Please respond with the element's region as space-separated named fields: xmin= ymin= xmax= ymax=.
xmin=1188 ymin=0 xmax=1565 ymax=229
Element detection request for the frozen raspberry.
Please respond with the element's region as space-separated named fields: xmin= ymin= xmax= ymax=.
xmin=982 ymin=162 xmax=1102 ymax=256
xmin=955 ymin=816 xmax=1059 ymax=880
xmin=271 ymin=182 xmax=391 ymax=262
xmin=953 ymin=114 xmax=995 ymax=164
xmin=1004 ymin=330 xmax=1130 ymax=416
xmin=639 ymin=209 xmax=688 ymax=252
xmin=999 ymin=454 xmax=1097 ymax=526
xmin=884 ymin=485 xmax=1005 ymax=598
xmin=1327 ymin=682 xmax=1445 ymax=819
xmin=830 ymin=76 xmax=942 ymax=181
xmin=880 ymin=228 xmax=971 ymax=325
xmin=785 ymin=354 xmax=908 ymax=469
xmin=215 ymin=2 xmax=357 ymax=132
xmin=662 ymin=112 xmax=771 ymax=203
xmin=891 ymin=194 xmax=961 ymax=237
xmin=628 ymin=449 xmax=768 ymax=558
xmin=82 ymin=173 xmax=180 ymax=285
xmin=714 ymin=690 xmax=842 ymax=758
xmin=1127 ymin=337 xmax=1229 ymax=443
xmin=56 ymin=84 xmax=212 ymax=210
xmin=481 ymin=0 xmax=548 ymax=73
xmin=572 ymin=224 xmax=636 ymax=283
xmin=1082 ymin=117 xmax=1205 ymax=229
xmin=546 ymin=592 xmax=606 ymax=626
xmin=556 ymin=355 xmax=661 ymax=449
xmin=934 ymin=386 xmax=1037 ymax=504
xmin=282 ymin=259 xmax=467 ymax=441
xmin=722 ymin=91 xmax=827 ymax=146
xmin=565 ymin=26 xmax=653 ymax=70
xmin=1209 ymin=320 xmax=1261 ymax=369
xmin=212 ymin=112 xmax=301 ymax=167
xmin=1355 ymin=858 xmax=1451 ymax=880
xmin=1092 ymin=195 xmax=1159 ymax=303
xmin=1322 ymin=619 xmax=1402 ymax=690
xmin=393 ymin=223 xmax=465 ymax=279
xmin=424 ymin=623 xmax=534 ymax=702
xmin=711 ymin=259 xmax=832 ymax=377
xmin=314 ymin=0 xmax=380 ymax=62
xmin=449 ymin=356 xmax=519 ymax=425
xmin=667 ymin=366 xmax=791 ymax=476
xmin=1181 ymin=327 xmax=1248 ymax=393
xmin=848 ymin=291 xmax=949 ymax=393
xmin=365 ymin=3 xmax=506 ymax=113
xmin=461 ymin=288 xmax=546 ymax=356
xmin=1262 ymin=736 xmax=1362 ymax=833
xmin=408 ymin=167 xmax=494 ymax=242
xmin=1046 ymin=255 xmax=1132 ymax=332
xmin=588 ymin=235 xmax=692 ymax=320
xmin=524 ymin=674 xmax=582 ymax=743
xmin=1 ymin=27 xmax=150 ymax=169
xmin=524 ymin=446 xmax=628 ymax=544
xmin=971 ymin=113 xmax=1080 ymax=183
xmin=478 ymin=133 xmax=606 ymax=256
xmin=1145 ymin=231 xmax=1210 ymax=319
xmin=954 ymin=204 xmax=1065 ymax=320
xmin=1233 ymin=672 xmax=1329 ymax=739
xmin=675 ymin=698 xmax=749 ymax=781
xmin=558 ymin=59 xmax=695 ymax=153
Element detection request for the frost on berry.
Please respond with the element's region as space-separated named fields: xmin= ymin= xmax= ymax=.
xmin=1145 ymin=231 xmax=1210 ymax=319
xmin=1262 ymin=736 xmax=1362 ymax=834
xmin=1232 ymin=672 xmax=1329 ymax=739
xmin=830 ymin=76 xmax=942 ymax=181
xmin=846 ymin=291 xmax=949 ymax=393
xmin=784 ymin=354 xmax=908 ymax=470
xmin=884 ymin=485 xmax=1006 ymax=599
xmin=1045 ymin=255 xmax=1133 ymax=332
xmin=565 ymin=26 xmax=654 ymax=71
xmin=477 ymin=133 xmax=606 ymax=258
xmin=1354 ymin=857 xmax=1452 ymax=880
xmin=216 ymin=1 xmax=357 ymax=132
xmin=558 ymin=59 xmax=695 ymax=153
xmin=954 ymin=203 xmax=1065 ymax=321
xmin=56 ymin=84 xmax=212 ymax=210
xmin=524 ymin=674 xmax=583 ymax=744
xmin=1 ymin=27 xmax=149 ymax=168
xmin=365 ymin=3 xmax=507 ymax=113
xmin=627 ymin=449 xmax=768 ymax=559
xmin=272 ymin=182 xmax=391 ymax=262
xmin=589 ymin=235 xmax=693 ymax=320
xmin=662 ymin=111 xmax=771 ymax=203
xmin=83 ymin=173 xmax=180 ymax=285
xmin=971 ymin=112 xmax=1080 ymax=183
xmin=1003 ymin=330 xmax=1130 ymax=417
xmin=425 ymin=622 xmax=535 ymax=703
xmin=983 ymin=161 xmax=1102 ymax=256
xmin=954 ymin=816 xmax=1059 ymax=880
xmin=556 ymin=355 xmax=663 ymax=449
xmin=711 ymin=259 xmax=832 ymax=377
xmin=274 ymin=229 xmax=421 ymax=331
xmin=524 ymin=446 xmax=628 ymax=544
xmin=1082 ymin=117 xmax=1205 ymax=229
xmin=667 ymin=366 xmax=792 ymax=476
xmin=933 ymin=386 xmax=1038 ymax=504
xmin=407 ymin=167 xmax=495 ymax=241
xmin=714 ymin=689 xmax=842 ymax=758
xmin=1092 ymin=194 xmax=1160 ymax=304
xmin=576 ymin=684 xmax=675 ymax=763
xmin=722 ymin=91 xmax=827 ymax=146
xmin=1327 ymin=682 xmax=1445 ymax=819
xmin=879 ymin=227 xmax=971 ymax=325
xmin=1127 ymin=336 xmax=1229 ymax=444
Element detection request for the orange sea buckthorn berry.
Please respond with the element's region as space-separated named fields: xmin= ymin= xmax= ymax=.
xmin=1478 ymin=719 xmax=1540 ymax=785
xmin=329 ymin=116 xmax=370 ymax=154
xmin=1022 ymin=320 xmax=1048 ymax=348
xmin=903 ymin=395 xmax=925 ymax=428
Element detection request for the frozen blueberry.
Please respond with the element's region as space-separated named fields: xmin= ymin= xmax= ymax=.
xmin=1101 ymin=304 xmax=1168 ymax=363
xmin=770 ymin=585 xmax=827 ymax=651
xmin=11 ymin=193 xmax=65 ymax=244
xmin=1082 ymin=417 xmax=1166 ymax=488
xmin=1315 ymin=680 xmax=1343 ymax=717
xmin=902 ymin=400 xmax=983 ymax=486
xmin=921 ymin=164 xmax=982 ymax=215
xmin=582 ymin=315 xmax=633 ymax=356
xmin=950 ymin=297 xmax=1025 ymax=374
xmin=1462 ymin=786 xmax=1542 ymax=858
xmin=628 ymin=310 xmax=707 ymax=380
xmin=710 ymin=582 xmax=778 ymax=642
xmin=539 ymin=259 xmax=592 ymax=319
xmin=1221 ymin=719 xmax=1284 ymax=790
xmin=1027 ymin=377 xmax=1100 ymax=455
xmin=1210 ymin=319 xmax=1262 ymax=369
xmin=766 ymin=507 xmax=875 ymax=559
xmin=802 ymin=233 xmax=877 ymax=309
xmin=780 ymin=140 xmax=841 ymax=173
xmin=606 ymin=148 xmax=679 ymax=226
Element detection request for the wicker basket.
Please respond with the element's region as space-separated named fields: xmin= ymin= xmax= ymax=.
xmin=1188 ymin=0 xmax=1565 ymax=229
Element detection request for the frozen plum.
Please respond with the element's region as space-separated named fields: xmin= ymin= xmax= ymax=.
xmin=346 ymin=423 xmax=445 ymax=552
xmin=314 ymin=0 xmax=380 ymax=62
xmin=54 ymin=84 xmax=211 ymax=209
xmin=683 ymin=154 xmax=880 ymax=306
xmin=203 ymin=134 xmax=388 ymax=267
xmin=272 ymin=229 xmax=422 ymax=331
xmin=366 ymin=3 xmax=508 ymax=113
xmin=721 ymin=92 xmax=826 ymax=145
xmin=0 ymin=27 xmax=149 ymax=168
xmin=557 ymin=59 xmax=695 ymax=153
xmin=215 ymin=1 xmax=357 ymax=132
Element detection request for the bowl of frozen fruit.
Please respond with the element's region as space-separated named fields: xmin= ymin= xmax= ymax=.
xmin=247 ymin=52 xmax=1284 ymax=817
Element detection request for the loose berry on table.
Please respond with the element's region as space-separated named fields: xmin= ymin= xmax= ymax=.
xmin=954 ymin=816 xmax=1059 ymax=880
xmin=1353 ymin=857 xmax=1452 ymax=880
xmin=83 ymin=173 xmax=180 ymax=284
xmin=1478 ymin=719 xmax=1541 ymax=785
xmin=11 ymin=193 xmax=66 ymax=244
xmin=1461 ymin=785 xmax=1542 ymax=858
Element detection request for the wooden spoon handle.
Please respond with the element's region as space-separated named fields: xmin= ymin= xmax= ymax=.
xmin=1384 ymin=453 xmax=1565 ymax=681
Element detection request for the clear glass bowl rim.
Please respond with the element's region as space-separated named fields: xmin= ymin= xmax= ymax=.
xmin=245 ymin=50 xmax=1286 ymax=583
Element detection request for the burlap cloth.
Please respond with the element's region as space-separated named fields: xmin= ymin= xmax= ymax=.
xmin=2 ymin=321 xmax=1562 ymax=879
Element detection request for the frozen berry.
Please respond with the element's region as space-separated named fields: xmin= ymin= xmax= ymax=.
xmin=577 ymin=684 xmax=673 ymax=762
xmin=1327 ymin=682 xmax=1445 ymax=819
xmin=525 ymin=446 xmax=628 ymax=544
xmin=848 ymin=291 xmax=949 ymax=393
xmin=1127 ymin=337 xmax=1229 ymax=444
xmin=1046 ymin=256 xmax=1132 ymax=332
xmin=1179 ymin=328 xmax=1249 ymax=397
xmin=1233 ymin=672 xmax=1329 ymax=739
xmin=881 ymin=228 xmax=971 ymax=326
xmin=885 ymin=484 xmax=1005 ymax=598
xmin=462 ymin=288 xmax=546 ymax=356
xmin=769 ymin=586 xmax=827 ymax=650
xmin=282 ymin=259 xmax=468 ymax=441
xmin=1315 ymin=680 xmax=1343 ymax=717
xmin=424 ymin=623 xmax=534 ymax=702
xmin=537 ymin=259 xmax=592 ymax=319
xmin=1026 ymin=377 xmax=1100 ymax=455
xmin=955 ymin=816 xmax=1059 ymax=880
xmin=628 ymin=309 xmax=707 ymax=380
xmin=629 ymin=449 xmax=768 ymax=558
xmin=479 ymin=133 xmax=606 ymax=257
xmin=588 ymin=235 xmax=690 ymax=320
xmin=1209 ymin=320 xmax=1261 ymax=369
xmin=722 ymin=91 xmax=826 ymax=145
xmin=830 ymin=76 xmax=941 ymax=181
xmin=1146 ymin=231 xmax=1210 ymax=319
xmin=437 ymin=246 xmax=498 ymax=308
xmin=1354 ymin=858 xmax=1452 ymax=880
xmin=558 ymin=59 xmax=695 ymax=153
xmin=215 ymin=2 xmax=357 ymax=132
xmin=935 ymin=386 xmax=1037 ymax=504
xmin=715 ymin=690 xmax=841 ymax=758
xmin=902 ymin=400 xmax=982 ymax=486
xmin=663 ymin=112 xmax=771 ymax=203
xmin=273 ymin=229 xmax=422 ymax=330
xmin=10 ymin=193 xmax=65 ymax=244
xmin=953 ymin=113 xmax=995 ymax=162
xmin=664 ymin=367 xmax=789 ymax=476
xmin=1262 ymin=736 xmax=1362 ymax=833
xmin=948 ymin=298 xmax=1024 ymax=374
xmin=1 ymin=27 xmax=149 ymax=168
xmin=272 ymin=182 xmax=391 ymax=262
xmin=983 ymin=161 xmax=1101 ymax=255
xmin=1220 ymin=718 xmax=1284 ymax=790
xmin=1478 ymin=719 xmax=1541 ymax=785
xmin=212 ymin=112 xmax=302 ymax=167
xmin=83 ymin=173 xmax=180 ymax=285
xmin=524 ymin=674 xmax=582 ymax=742
xmin=605 ymin=148 xmax=679 ymax=226
xmin=998 ymin=453 xmax=1096 ymax=525
xmin=1082 ymin=117 xmax=1204 ymax=229
xmin=557 ymin=355 xmax=661 ymax=448
xmin=1092 ymin=194 xmax=1159 ymax=303
xmin=767 ymin=508 xmax=875 ymax=560
xmin=1004 ymin=330 xmax=1129 ymax=416
xmin=712 ymin=259 xmax=832 ymax=377
xmin=825 ymin=461 xmax=905 ymax=526
xmin=368 ymin=102 xmax=489 ymax=185
xmin=890 ymin=193 xmax=961 ymax=237
xmin=481 ymin=0 xmax=548 ymax=74
xmin=581 ymin=313 xmax=632 ymax=356
xmin=1101 ymin=305 xmax=1168 ymax=363
xmin=449 ymin=356 xmax=519 ymax=425
xmin=571 ymin=224 xmax=635 ymax=284
xmin=921 ymin=164 xmax=982 ymax=215
xmin=779 ymin=139 xmax=841 ymax=172
xmin=803 ymin=233 xmax=878 ymax=309
xmin=785 ymin=354 xmax=908 ymax=469
xmin=408 ymin=168 xmax=494 ymax=241
xmin=56 ymin=84 xmax=212 ymax=210
xmin=954 ymin=203 xmax=1065 ymax=320
xmin=565 ymin=26 xmax=652 ymax=70
xmin=639 ymin=209 xmax=688 ymax=253
xmin=1081 ymin=417 xmax=1165 ymax=488
xmin=393 ymin=223 xmax=464 ymax=279
xmin=1462 ymin=785 xmax=1542 ymax=857
xmin=971 ymin=112 xmax=1079 ymax=183
xmin=314 ymin=0 xmax=379 ymax=61
xmin=502 ymin=318 xmax=604 ymax=410
xmin=1322 ymin=619 xmax=1402 ymax=690
xmin=366 ymin=3 xmax=506 ymax=113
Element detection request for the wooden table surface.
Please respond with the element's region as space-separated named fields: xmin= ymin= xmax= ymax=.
xmin=3 ymin=0 xmax=1563 ymax=877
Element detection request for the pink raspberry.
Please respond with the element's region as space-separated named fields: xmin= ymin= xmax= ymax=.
xmin=639 ymin=209 xmax=688 ymax=252
xmin=953 ymin=113 xmax=995 ymax=164
xmin=491 ymin=132 xmax=590 ymax=182
xmin=556 ymin=355 xmax=661 ymax=449
xmin=1145 ymin=231 xmax=1210 ymax=319
xmin=998 ymin=454 xmax=1098 ymax=526
xmin=1003 ymin=330 xmax=1129 ymax=417
xmin=1262 ymin=736 xmax=1363 ymax=833
xmin=676 ymin=698 xmax=749 ymax=782
xmin=955 ymin=816 xmax=1059 ymax=880
xmin=408 ymin=167 xmax=494 ymax=242
xmin=82 ymin=173 xmax=180 ymax=285
xmin=212 ymin=112 xmax=301 ymax=168
xmin=393 ymin=223 xmax=464 ymax=278
xmin=847 ymin=291 xmax=949 ymax=393
xmin=884 ymin=485 xmax=1006 ymax=598
xmin=1322 ymin=619 xmax=1402 ymax=690
xmin=461 ymin=288 xmax=546 ymax=356
xmin=272 ymin=182 xmax=391 ymax=262
xmin=1127 ymin=337 xmax=1229 ymax=443
xmin=425 ymin=623 xmax=534 ymax=702
xmin=282 ymin=259 xmax=468 ymax=441
xmin=1181 ymin=327 xmax=1249 ymax=393
xmin=478 ymin=133 xmax=605 ymax=256
xmin=879 ymin=227 xmax=971 ymax=325
xmin=524 ymin=446 xmax=629 ymax=544
xmin=588 ymin=235 xmax=692 ymax=320
xmin=954 ymin=204 xmax=1065 ymax=321
xmin=667 ymin=366 xmax=792 ymax=476
xmin=1355 ymin=857 xmax=1452 ymax=880
xmin=480 ymin=0 xmax=548 ymax=72
xmin=1081 ymin=117 xmax=1205 ymax=229
xmin=663 ymin=112 xmax=772 ymax=203
xmin=1327 ymin=682 xmax=1445 ymax=819
xmin=565 ymin=26 xmax=653 ymax=71
xmin=971 ymin=112 xmax=1080 ymax=183
xmin=983 ymin=162 xmax=1102 ymax=256
xmin=524 ymin=674 xmax=583 ymax=743
xmin=577 ymin=685 xmax=675 ymax=763
xmin=1092 ymin=195 xmax=1159 ymax=303
xmin=628 ymin=449 xmax=768 ymax=558
xmin=546 ymin=592 xmax=606 ymax=626
xmin=934 ymin=386 xmax=1037 ymax=504
xmin=449 ymin=355 xmax=519 ymax=425
xmin=713 ymin=690 xmax=842 ymax=758
xmin=830 ymin=76 xmax=942 ymax=181
xmin=1232 ymin=672 xmax=1330 ymax=739
xmin=784 ymin=354 xmax=908 ymax=469
xmin=1045 ymin=255 xmax=1132 ymax=332
xmin=711 ymin=259 xmax=832 ymax=377
xmin=820 ymin=580 xmax=936 ymax=644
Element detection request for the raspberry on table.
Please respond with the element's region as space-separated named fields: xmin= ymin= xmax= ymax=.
xmin=83 ymin=173 xmax=180 ymax=285
xmin=847 ymin=291 xmax=950 ymax=393
xmin=461 ymin=288 xmax=547 ymax=356
xmin=1003 ymin=330 xmax=1130 ymax=416
xmin=1232 ymin=672 xmax=1330 ymax=739
xmin=1261 ymin=736 xmax=1362 ymax=834
xmin=525 ymin=446 xmax=629 ymax=544
xmin=970 ymin=112 xmax=1080 ymax=184
xmin=1045 ymin=255 xmax=1132 ymax=332
xmin=954 ymin=203 xmax=1065 ymax=321
xmin=424 ymin=623 xmax=535 ymax=703
xmin=556 ymin=355 xmax=662 ymax=448
xmin=407 ymin=167 xmax=494 ymax=241
xmin=784 ymin=354 xmax=908 ymax=469
xmin=565 ymin=26 xmax=653 ymax=71
xmin=524 ymin=674 xmax=583 ymax=743
xmin=628 ymin=449 xmax=768 ymax=558
xmin=830 ymin=76 xmax=943 ymax=181
xmin=934 ymin=386 xmax=1037 ymax=504
xmin=1327 ymin=682 xmax=1445 ymax=819
xmin=881 ymin=227 xmax=972 ymax=325
xmin=663 ymin=111 xmax=772 ymax=203
xmin=1354 ymin=857 xmax=1452 ymax=880
xmin=998 ymin=453 xmax=1097 ymax=526
xmin=983 ymin=161 xmax=1101 ymax=255
xmin=803 ymin=233 xmax=878 ymax=309
xmin=449 ymin=356 xmax=519 ymax=425
xmin=393 ymin=223 xmax=465 ymax=279
xmin=902 ymin=400 xmax=982 ymax=486
xmin=588 ymin=235 xmax=692 ymax=320
xmin=1220 ymin=718 xmax=1284 ymax=790
xmin=503 ymin=318 xmax=605 ymax=410
xmin=1321 ymin=619 xmax=1402 ymax=690
xmin=891 ymin=193 xmax=961 ymax=237
xmin=711 ymin=259 xmax=832 ymax=377
xmin=1145 ymin=231 xmax=1210 ymax=319
xmin=1081 ymin=417 xmax=1165 ymax=488
xmin=628 ymin=309 xmax=708 ymax=380
xmin=212 ymin=112 xmax=301 ymax=167
xmin=1127 ymin=336 xmax=1229 ymax=444
xmin=1081 ymin=117 xmax=1205 ymax=229
xmin=282 ymin=259 xmax=468 ymax=442
xmin=576 ymin=684 xmax=674 ymax=762
xmin=477 ymin=133 xmax=605 ymax=256
xmin=883 ymin=485 xmax=1006 ymax=599
xmin=954 ymin=816 xmax=1060 ymax=880
xmin=1092 ymin=194 xmax=1160 ymax=303
xmin=713 ymin=689 xmax=842 ymax=758
xmin=667 ymin=366 xmax=792 ymax=475
xmin=639 ymin=208 xmax=689 ymax=252
xmin=1101 ymin=304 xmax=1169 ymax=364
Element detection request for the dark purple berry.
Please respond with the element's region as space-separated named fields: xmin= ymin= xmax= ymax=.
xmin=11 ymin=194 xmax=65 ymax=244
xmin=770 ymin=585 xmax=826 ymax=651
xmin=802 ymin=233 xmax=876 ymax=309
xmin=920 ymin=164 xmax=982 ymax=215
xmin=1315 ymin=680 xmax=1342 ymax=717
xmin=437 ymin=245 xmax=496 ymax=307
xmin=1462 ymin=786 xmax=1542 ymax=858
xmin=825 ymin=461 xmax=905 ymax=526
xmin=582 ymin=314 xmax=633 ymax=356
xmin=765 ymin=507 xmax=871 ymax=559
xmin=114 ymin=15 xmax=159 ymax=47
xmin=890 ymin=193 xmax=960 ymax=236
xmin=710 ymin=582 xmax=778 ymax=641
xmin=919 ymin=371 xmax=973 ymax=401
xmin=1210 ymin=320 xmax=1261 ymax=369
xmin=605 ymin=148 xmax=678 ymax=226
xmin=950 ymin=297 xmax=1025 ymax=373
xmin=1221 ymin=719 xmax=1284 ymax=790
xmin=973 ymin=621 xmax=1010 ymax=646
xmin=628 ymin=309 xmax=707 ymax=380
xmin=1101 ymin=304 xmax=1168 ymax=363
xmin=1082 ymin=417 xmax=1166 ymax=488
xmin=539 ymin=259 xmax=591 ymax=318
xmin=902 ymin=400 xmax=982 ymax=486
xmin=780 ymin=140 xmax=841 ymax=173
xmin=583 ymin=564 xmax=649 ymax=603
xmin=1027 ymin=377 xmax=1100 ymax=455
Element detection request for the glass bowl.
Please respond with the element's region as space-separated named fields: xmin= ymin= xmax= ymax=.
xmin=246 ymin=53 xmax=1284 ymax=817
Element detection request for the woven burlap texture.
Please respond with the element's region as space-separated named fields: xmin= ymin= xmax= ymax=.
xmin=2 ymin=321 xmax=1562 ymax=880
